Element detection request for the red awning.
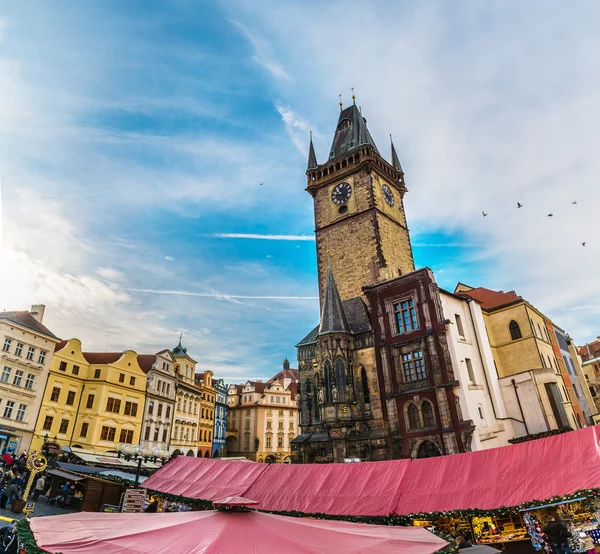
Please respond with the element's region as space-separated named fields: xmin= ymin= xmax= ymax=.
xmin=30 ymin=510 xmax=447 ymax=554
xmin=142 ymin=425 xmax=600 ymax=517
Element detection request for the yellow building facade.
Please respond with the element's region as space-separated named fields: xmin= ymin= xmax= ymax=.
xmin=196 ymin=371 xmax=216 ymax=458
xmin=31 ymin=339 xmax=148 ymax=454
xmin=226 ymin=364 xmax=299 ymax=463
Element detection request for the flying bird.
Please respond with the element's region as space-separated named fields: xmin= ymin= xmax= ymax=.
xmin=482 ymin=211 xmax=488 ymax=217
xmin=582 ymin=242 xmax=587 ymax=247
xmin=547 ymin=213 xmax=553 ymax=217
xmin=517 ymin=202 xmax=523 ymax=208
xmin=260 ymin=183 xmax=263 ymax=186
xmin=572 ymin=201 xmax=578 ymax=204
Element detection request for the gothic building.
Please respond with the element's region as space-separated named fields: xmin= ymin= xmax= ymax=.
xmin=293 ymin=103 xmax=505 ymax=463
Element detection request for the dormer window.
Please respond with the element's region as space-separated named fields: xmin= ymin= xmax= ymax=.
xmin=337 ymin=118 xmax=351 ymax=131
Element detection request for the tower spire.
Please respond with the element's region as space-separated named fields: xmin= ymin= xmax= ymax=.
xmin=318 ymin=259 xmax=350 ymax=335
xmin=307 ymin=131 xmax=318 ymax=171
xmin=339 ymin=94 xmax=343 ymax=111
xmin=390 ymin=134 xmax=403 ymax=173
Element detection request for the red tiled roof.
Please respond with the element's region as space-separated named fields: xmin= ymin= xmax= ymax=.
xmin=579 ymin=340 xmax=600 ymax=362
xmin=288 ymin=381 xmax=298 ymax=400
xmin=137 ymin=355 xmax=157 ymax=373
xmin=267 ymin=368 xmax=299 ymax=385
xmin=458 ymin=287 xmax=523 ymax=311
xmin=0 ymin=311 xmax=59 ymax=339
xmin=55 ymin=340 xmax=68 ymax=352
xmin=83 ymin=352 xmax=123 ymax=364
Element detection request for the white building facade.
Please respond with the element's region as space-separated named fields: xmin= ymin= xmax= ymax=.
xmin=440 ymin=291 xmax=517 ymax=449
xmin=0 ymin=305 xmax=60 ymax=453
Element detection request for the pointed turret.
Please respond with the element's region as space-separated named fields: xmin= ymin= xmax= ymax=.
xmin=172 ymin=335 xmax=187 ymax=357
xmin=318 ymin=259 xmax=350 ymax=335
xmin=329 ymin=104 xmax=379 ymax=161
xmin=390 ymin=135 xmax=403 ymax=173
xmin=307 ymin=131 xmax=318 ymax=171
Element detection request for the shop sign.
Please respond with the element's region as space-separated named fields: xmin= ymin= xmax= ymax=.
xmin=101 ymin=504 xmax=120 ymax=513
xmin=0 ymin=435 xmax=8 ymax=441
xmin=121 ymin=489 xmax=147 ymax=513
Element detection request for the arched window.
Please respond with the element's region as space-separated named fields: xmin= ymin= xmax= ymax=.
xmin=360 ymin=367 xmax=370 ymax=405
xmin=422 ymin=401 xmax=435 ymax=428
xmin=407 ymin=403 xmax=420 ymax=430
xmin=509 ymin=320 xmax=522 ymax=340
xmin=417 ymin=440 xmax=442 ymax=459
xmin=335 ymin=358 xmax=347 ymax=402
xmin=324 ymin=361 xmax=333 ymax=403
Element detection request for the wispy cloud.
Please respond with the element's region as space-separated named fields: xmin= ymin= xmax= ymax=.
xmin=413 ymin=243 xmax=479 ymax=248
xmin=275 ymin=103 xmax=312 ymax=156
xmin=118 ymin=287 xmax=317 ymax=301
xmin=206 ymin=233 xmax=314 ymax=241
xmin=228 ymin=19 xmax=291 ymax=82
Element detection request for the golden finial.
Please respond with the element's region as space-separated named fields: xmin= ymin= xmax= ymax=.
xmin=326 ymin=249 xmax=332 ymax=268
xmin=351 ymin=87 xmax=356 ymax=104
xmin=339 ymin=94 xmax=343 ymax=111
xmin=359 ymin=105 xmax=362 ymax=114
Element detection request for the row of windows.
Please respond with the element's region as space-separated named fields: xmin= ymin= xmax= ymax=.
xmin=43 ymin=415 xmax=135 ymax=444
xmin=2 ymin=339 xmax=46 ymax=364
xmin=58 ymin=361 xmax=138 ymax=386
xmin=148 ymin=401 xmax=171 ymax=419
xmin=261 ymin=421 xmax=294 ymax=430
xmin=177 ymin=397 xmax=213 ymax=418
xmin=265 ymin=436 xmax=285 ymax=448
xmin=156 ymin=379 xmax=171 ymax=396
xmin=0 ymin=399 xmax=26 ymax=422
xmin=144 ymin=426 xmax=169 ymax=443
xmin=49 ymin=388 xmax=139 ymax=416
xmin=173 ymin=426 xmax=212 ymax=443
xmin=1 ymin=367 xmax=35 ymax=389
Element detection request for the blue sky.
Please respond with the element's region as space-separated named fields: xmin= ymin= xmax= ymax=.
xmin=1 ymin=1 xmax=600 ymax=382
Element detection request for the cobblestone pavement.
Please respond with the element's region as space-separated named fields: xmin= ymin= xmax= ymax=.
xmin=0 ymin=495 xmax=75 ymax=521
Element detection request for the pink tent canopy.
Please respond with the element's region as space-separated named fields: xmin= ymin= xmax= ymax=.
xmin=30 ymin=510 xmax=448 ymax=554
xmin=143 ymin=426 xmax=600 ymax=517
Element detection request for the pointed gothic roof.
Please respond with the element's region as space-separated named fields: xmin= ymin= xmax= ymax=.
xmin=329 ymin=104 xmax=379 ymax=161
xmin=307 ymin=132 xmax=317 ymax=170
xmin=318 ymin=264 xmax=350 ymax=335
xmin=390 ymin=136 xmax=403 ymax=172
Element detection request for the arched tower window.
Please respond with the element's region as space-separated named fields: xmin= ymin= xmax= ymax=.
xmin=417 ymin=440 xmax=442 ymax=459
xmin=335 ymin=358 xmax=347 ymax=402
xmin=324 ymin=361 xmax=333 ymax=404
xmin=360 ymin=367 xmax=370 ymax=405
xmin=422 ymin=401 xmax=435 ymax=428
xmin=407 ymin=403 xmax=420 ymax=430
xmin=509 ymin=320 xmax=522 ymax=340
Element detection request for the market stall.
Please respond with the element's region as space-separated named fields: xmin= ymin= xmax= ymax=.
xmin=26 ymin=504 xmax=449 ymax=554
xmin=45 ymin=469 xmax=125 ymax=512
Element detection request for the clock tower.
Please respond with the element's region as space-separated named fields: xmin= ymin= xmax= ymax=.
xmin=307 ymin=104 xmax=415 ymax=305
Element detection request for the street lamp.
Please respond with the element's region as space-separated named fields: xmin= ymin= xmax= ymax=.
xmin=116 ymin=444 xmax=170 ymax=486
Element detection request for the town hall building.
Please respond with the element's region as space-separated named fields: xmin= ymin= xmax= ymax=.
xmin=293 ymin=102 xmax=517 ymax=463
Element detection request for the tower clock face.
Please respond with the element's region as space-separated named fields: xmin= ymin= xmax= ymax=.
xmin=331 ymin=182 xmax=352 ymax=205
xmin=382 ymin=184 xmax=395 ymax=207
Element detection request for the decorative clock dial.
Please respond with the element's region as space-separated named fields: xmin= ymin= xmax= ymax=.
xmin=382 ymin=184 xmax=395 ymax=207
xmin=331 ymin=182 xmax=352 ymax=205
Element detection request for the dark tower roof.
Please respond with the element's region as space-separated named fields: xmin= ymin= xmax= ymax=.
xmin=318 ymin=263 xmax=350 ymax=335
xmin=329 ymin=104 xmax=379 ymax=161
xmin=390 ymin=136 xmax=403 ymax=173
xmin=171 ymin=336 xmax=187 ymax=357
xmin=307 ymin=131 xmax=318 ymax=170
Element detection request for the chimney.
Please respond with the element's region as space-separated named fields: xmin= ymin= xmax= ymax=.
xmin=30 ymin=304 xmax=45 ymax=323
xmin=283 ymin=358 xmax=290 ymax=371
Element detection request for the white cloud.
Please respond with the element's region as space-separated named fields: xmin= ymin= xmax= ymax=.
xmin=275 ymin=104 xmax=313 ymax=156
xmin=165 ymin=256 xmax=174 ymax=261
xmin=208 ymin=233 xmax=314 ymax=241
xmin=227 ymin=19 xmax=292 ymax=82
xmin=118 ymin=286 xmax=317 ymax=301
xmin=232 ymin=0 xmax=600 ymax=342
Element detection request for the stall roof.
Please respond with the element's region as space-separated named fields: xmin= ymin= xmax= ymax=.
xmin=143 ymin=426 xmax=600 ymax=517
xmin=48 ymin=469 xmax=85 ymax=482
xmin=30 ymin=510 xmax=447 ymax=554
xmin=71 ymin=452 xmax=160 ymax=470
